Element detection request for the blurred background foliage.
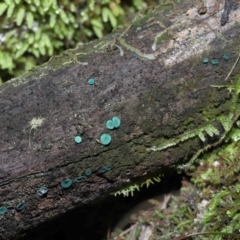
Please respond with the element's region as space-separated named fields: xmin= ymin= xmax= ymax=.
xmin=0 ymin=0 xmax=159 ymax=84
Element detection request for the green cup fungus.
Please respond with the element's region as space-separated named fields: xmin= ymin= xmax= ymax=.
xmin=61 ymin=179 xmax=72 ymax=189
xmin=16 ymin=202 xmax=26 ymax=211
xmin=100 ymin=133 xmax=112 ymax=145
xmin=211 ymin=59 xmax=219 ymax=65
xmin=106 ymin=120 xmax=114 ymax=130
xmin=98 ymin=165 xmax=112 ymax=174
xmin=37 ymin=186 xmax=48 ymax=197
xmin=105 ymin=116 xmax=121 ymax=130
xmin=223 ymin=53 xmax=230 ymax=61
xmin=112 ymin=116 xmax=121 ymax=128
xmin=75 ymin=176 xmax=86 ymax=183
xmin=0 ymin=206 xmax=7 ymax=215
xmin=232 ymin=3 xmax=238 ymax=10
xmin=85 ymin=169 xmax=92 ymax=176
xmin=88 ymin=78 xmax=95 ymax=85
xmin=202 ymin=57 xmax=208 ymax=63
xmin=106 ymin=116 xmax=121 ymax=130
xmin=74 ymin=136 xmax=82 ymax=144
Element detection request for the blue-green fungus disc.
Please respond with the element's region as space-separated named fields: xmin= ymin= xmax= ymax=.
xmin=61 ymin=179 xmax=72 ymax=189
xmin=16 ymin=202 xmax=26 ymax=211
xmin=99 ymin=165 xmax=112 ymax=173
xmin=223 ymin=53 xmax=230 ymax=61
xmin=211 ymin=59 xmax=219 ymax=65
xmin=37 ymin=186 xmax=48 ymax=197
xmin=202 ymin=57 xmax=208 ymax=63
xmin=100 ymin=133 xmax=112 ymax=145
xmin=74 ymin=136 xmax=82 ymax=144
xmin=106 ymin=120 xmax=114 ymax=130
xmin=85 ymin=169 xmax=92 ymax=176
xmin=112 ymin=116 xmax=121 ymax=128
xmin=232 ymin=3 xmax=238 ymax=10
xmin=0 ymin=206 xmax=7 ymax=215
xmin=75 ymin=176 xmax=86 ymax=183
xmin=88 ymin=78 xmax=95 ymax=85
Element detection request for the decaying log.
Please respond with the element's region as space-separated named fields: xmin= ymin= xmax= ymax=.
xmin=0 ymin=0 xmax=240 ymax=238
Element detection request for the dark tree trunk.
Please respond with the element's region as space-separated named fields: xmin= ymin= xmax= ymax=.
xmin=0 ymin=0 xmax=240 ymax=239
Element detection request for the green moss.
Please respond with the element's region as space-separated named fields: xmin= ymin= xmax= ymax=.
xmin=136 ymin=75 xmax=240 ymax=239
xmin=111 ymin=175 xmax=162 ymax=197
xmin=156 ymin=31 xmax=170 ymax=44
xmin=1 ymin=0 xmax=159 ymax=82
xmin=187 ymin=139 xmax=240 ymax=238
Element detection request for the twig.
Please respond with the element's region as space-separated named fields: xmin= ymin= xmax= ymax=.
xmin=225 ymin=51 xmax=240 ymax=81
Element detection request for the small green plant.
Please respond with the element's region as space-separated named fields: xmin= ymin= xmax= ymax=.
xmin=111 ymin=74 xmax=240 ymax=239
xmin=111 ymin=175 xmax=161 ymax=197
xmin=0 ymin=0 xmax=158 ymax=83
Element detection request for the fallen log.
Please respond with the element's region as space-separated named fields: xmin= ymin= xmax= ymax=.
xmin=0 ymin=0 xmax=240 ymax=239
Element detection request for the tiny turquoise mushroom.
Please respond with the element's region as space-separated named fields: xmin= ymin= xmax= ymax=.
xmin=202 ymin=57 xmax=208 ymax=63
xmin=211 ymin=59 xmax=219 ymax=65
xmin=75 ymin=176 xmax=86 ymax=183
xmin=100 ymin=133 xmax=112 ymax=145
xmin=88 ymin=78 xmax=95 ymax=85
xmin=61 ymin=179 xmax=72 ymax=189
xmin=106 ymin=120 xmax=114 ymax=130
xmin=112 ymin=116 xmax=121 ymax=128
xmin=99 ymin=165 xmax=112 ymax=173
xmin=85 ymin=169 xmax=92 ymax=176
xmin=16 ymin=202 xmax=26 ymax=211
xmin=74 ymin=136 xmax=82 ymax=144
xmin=37 ymin=186 xmax=48 ymax=197
xmin=0 ymin=206 xmax=7 ymax=215
xmin=223 ymin=53 xmax=230 ymax=61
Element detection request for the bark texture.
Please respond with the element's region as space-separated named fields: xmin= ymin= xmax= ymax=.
xmin=0 ymin=0 xmax=240 ymax=239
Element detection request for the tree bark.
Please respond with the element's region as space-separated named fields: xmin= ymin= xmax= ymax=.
xmin=0 ymin=0 xmax=240 ymax=239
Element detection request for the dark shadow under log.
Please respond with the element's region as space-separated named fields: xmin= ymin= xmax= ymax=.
xmin=0 ymin=0 xmax=240 ymax=239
